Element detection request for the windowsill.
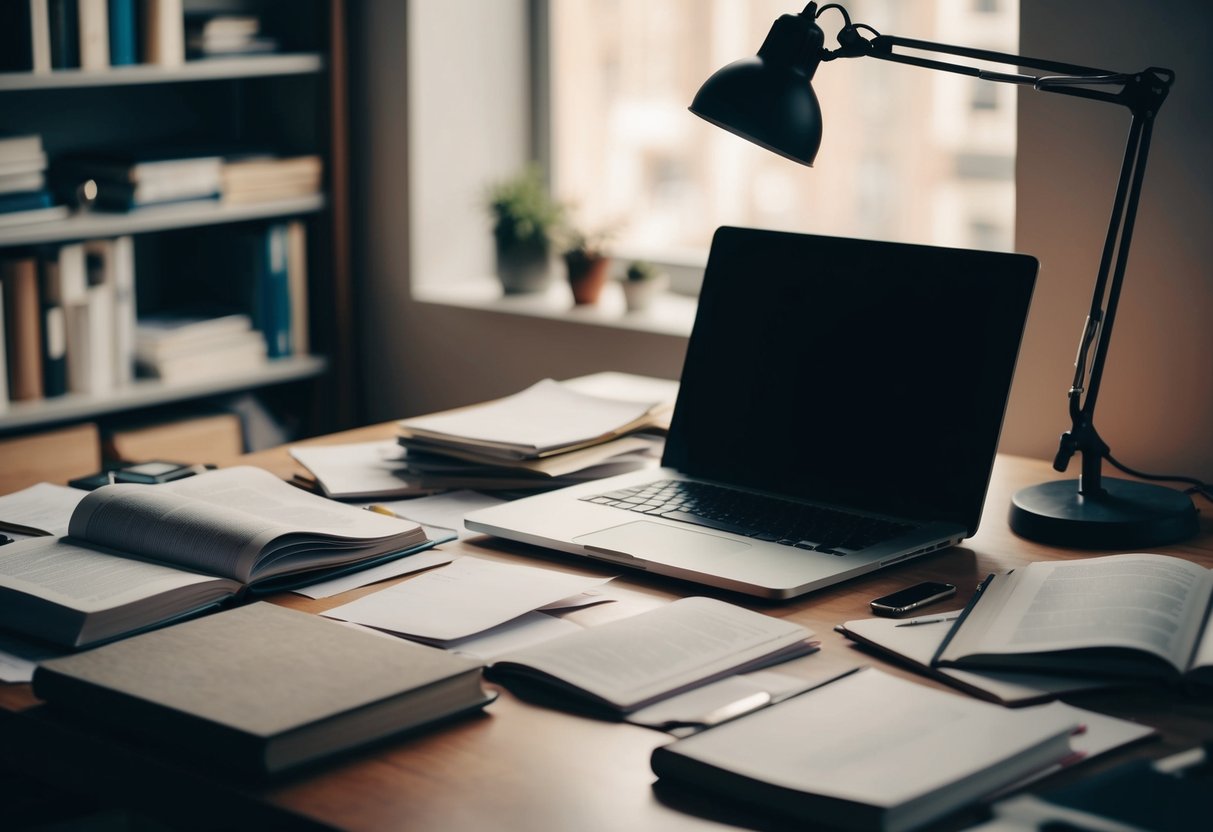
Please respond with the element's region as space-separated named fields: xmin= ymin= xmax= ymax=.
xmin=411 ymin=277 xmax=697 ymax=338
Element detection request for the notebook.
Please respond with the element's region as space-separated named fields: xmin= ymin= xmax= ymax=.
xmin=466 ymin=227 xmax=1037 ymax=599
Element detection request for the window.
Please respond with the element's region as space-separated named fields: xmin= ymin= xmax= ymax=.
xmin=546 ymin=0 xmax=1018 ymax=272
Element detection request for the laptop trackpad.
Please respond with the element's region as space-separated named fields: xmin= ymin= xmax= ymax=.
xmin=575 ymin=521 xmax=751 ymax=566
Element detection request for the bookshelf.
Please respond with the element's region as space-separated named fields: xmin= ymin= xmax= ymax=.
xmin=0 ymin=0 xmax=353 ymax=451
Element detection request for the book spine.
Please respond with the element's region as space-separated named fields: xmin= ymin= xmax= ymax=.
xmin=142 ymin=0 xmax=183 ymax=67
xmin=110 ymin=236 xmax=136 ymax=386
xmin=48 ymin=0 xmax=80 ymax=69
xmin=260 ymin=223 xmax=292 ymax=359
xmin=0 ymin=288 xmax=9 ymax=409
xmin=1 ymin=255 xmax=44 ymax=401
xmin=30 ymin=0 xmax=54 ymax=73
xmin=107 ymin=0 xmax=137 ymax=65
xmin=76 ymin=242 xmax=116 ymax=395
xmin=0 ymin=190 xmax=53 ymax=214
xmin=77 ymin=0 xmax=110 ymax=70
xmin=286 ymin=220 xmax=309 ymax=357
xmin=39 ymin=249 xmax=68 ymax=398
xmin=0 ymin=0 xmax=35 ymax=72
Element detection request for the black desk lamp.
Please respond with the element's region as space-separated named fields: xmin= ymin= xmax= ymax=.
xmin=690 ymin=2 xmax=1198 ymax=549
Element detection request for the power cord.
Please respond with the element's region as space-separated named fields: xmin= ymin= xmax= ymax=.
xmin=1104 ymin=453 xmax=1213 ymax=504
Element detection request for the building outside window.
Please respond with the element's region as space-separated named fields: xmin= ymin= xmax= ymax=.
xmin=546 ymin=0 xmax=1018 ymax=275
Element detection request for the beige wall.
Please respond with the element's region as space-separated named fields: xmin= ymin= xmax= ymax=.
xmin=1005 ymin=0 xmax=1213 ymax=480
xmin=357 ymin=1 xmax=1212 ymax=484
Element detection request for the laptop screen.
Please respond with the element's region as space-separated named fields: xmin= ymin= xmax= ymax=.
xmin=662 ymin=227 xmax=1037 ymax=535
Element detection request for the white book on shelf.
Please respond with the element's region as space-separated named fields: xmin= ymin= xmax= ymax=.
xmin=77 ymin=0 xmax=110 ymax=70
xmin=0 ymin=135 xmax=44 ymax=167
xmin=72 ymin=241 xmax=117 ymax=395
xmin=30 ymin=0 xmax=53 ymax=74
xmin=109 ymin=236 xmax=136 ymax=387
xmin=0 ymin=171 xmax=46 ymax=195
xmin=143 ymin=0 xmax=185 ymax=67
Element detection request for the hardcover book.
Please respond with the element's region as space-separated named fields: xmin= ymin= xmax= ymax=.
xmin=33 ymin=603 xmax=495 ymax=776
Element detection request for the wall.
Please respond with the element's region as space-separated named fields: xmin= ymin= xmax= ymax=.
xmin=356 ymin=1 xmax=1212 ymax=486
xmin=1004 ymin=0 xmax=1213 ymax=480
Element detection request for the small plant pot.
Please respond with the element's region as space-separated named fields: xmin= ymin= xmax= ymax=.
xmin=621 ymin=272 xmax=668 ymax=312
xmin=565 ymin=252 xmax=611 ymax=305
xmin=496 ymin=239 xmax=552 ymax=294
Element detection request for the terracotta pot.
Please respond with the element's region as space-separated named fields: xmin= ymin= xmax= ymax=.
xmin=564 ymin=251 xmax=610 ymax=305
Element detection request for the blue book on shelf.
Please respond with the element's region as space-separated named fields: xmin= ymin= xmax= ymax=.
xmin=48 ymin=0 xmax=80 ymax=69
xmin=0 ymin=1 xmax=35 ymax=71
xmin=108 ymin=0 xmax=138 ymax=66
xmin=257 ymin=223 xmax=292 ymax=359
xmin=0 ymin=190 xmax=54 ymax=214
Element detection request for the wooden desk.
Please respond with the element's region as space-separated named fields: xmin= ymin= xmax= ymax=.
xmin=2 ymin=426 xmax=1211 ymax=831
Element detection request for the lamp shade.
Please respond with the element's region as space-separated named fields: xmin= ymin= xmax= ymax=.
xmin=689 ymin=9 xmax=826 ymax=166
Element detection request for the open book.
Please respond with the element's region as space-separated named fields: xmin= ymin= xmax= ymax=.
xmin=933 ymin=553 xmax=1213 ymax=684
xmin=0 ymin=466 xmax=445 ymax=648
xmin=486 ymin=597 xmax=817 ymax=716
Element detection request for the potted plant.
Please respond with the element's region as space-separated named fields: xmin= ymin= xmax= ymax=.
xmin=561 ymin=227 xmax=613 ymax=305
xmin=621 ymin=259 xmax=668 ymax=312
xmin=487 ymin=167 xmax=565 ymax=294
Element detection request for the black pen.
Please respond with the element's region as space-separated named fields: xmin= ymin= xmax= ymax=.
xmin=895 ymin=614 xmax=960 ymax=628
xmin=929 ymin=572 xmax=997 ymax=667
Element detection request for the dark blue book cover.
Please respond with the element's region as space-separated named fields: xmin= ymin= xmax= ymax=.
xmin=39 ymin=251 xmax=67 ymax=398
xmin=0 ymin=190 xmax=54 ymax=214
xmin=257 ymin=223 xmax=292 ymax=359
xmin=48 ymin=0 xmax=80 ymax=69
xmin=108 ymin=0 xmax=138 ymax=66
xmin=0 ymin=1 xmax=35 ymax=71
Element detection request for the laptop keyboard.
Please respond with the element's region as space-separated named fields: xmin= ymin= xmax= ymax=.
xmin=580 ymin=479 xmax=915 ymax=555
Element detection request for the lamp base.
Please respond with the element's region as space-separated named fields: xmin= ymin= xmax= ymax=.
xmin=1009 ymin=477 xmax=1199 ymax=549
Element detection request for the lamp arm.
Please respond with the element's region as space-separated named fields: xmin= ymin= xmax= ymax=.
xmin=811 ymin=4 xmax=1176 ymax=493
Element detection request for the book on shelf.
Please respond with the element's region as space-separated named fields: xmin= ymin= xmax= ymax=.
xmin=933 ymin=553 xmax=1213 ymax=685
xmin=0 ymin=1 xmax=52 ymax=73
xmin=649 ymin=667 xmax=1082 ymax=832
xmin=32 ymin=603 xmax=495 ymax=776
xmin=486 ymin=597 xmax=817 ymax=716
xmin=836 ymin=613 xmax=1118 ymax=706
xmin=286 ymin=219 xmax=309 ymax=356
xmin=0 ymin=135 xmax=47 ymax=172
xmin=255 ymin=221 xmax=292 ymax=358
xmin=185 ymin=12 xmax=278 ymax=58
xmin=2 ymin=254 xmax=44 ymax=401
xmin=0 ymin=286 xmax=8 ymax=408
xmin=47 ymin=0 xmax=80 ymax=69
xmin=38 ymin=248 xmax=68 ymax=397
xmin=0 ymin=171 xmax=47 ymax=195
xmin=54 ymin=150 xmax=223 ymax=211
xmin=107 ymin=0 xmax=137 ymax=66
xmin=397 ymin=377 xmax=672 ymax=461
xmin=0 ymin=465 xmax=449 ymax=649
xmin=143 ymin=0 xmax=184 ymax=67
xmin=85 ymin=236 xmax=136 ymax=386
xmin=77 ymin=0 xmax=109 ymax=70
xmin=221 ymin=154 xmax=323 ymax=204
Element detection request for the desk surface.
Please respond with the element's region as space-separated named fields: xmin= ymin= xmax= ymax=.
xmin=2 ymin=424 xmax=1211 ymax=832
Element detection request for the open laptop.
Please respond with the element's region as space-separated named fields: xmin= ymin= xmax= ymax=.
xmin=466 ymin=227 xmax=1037 ymax=599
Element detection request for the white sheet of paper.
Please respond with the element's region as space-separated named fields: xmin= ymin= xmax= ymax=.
xmin=0 ymin=482 xmax=88 ymax=536
xmin=445 ymin=612 xmax=583 ymax=660
xmin=321 ymin=557 xmax=614 ymax=641
xmin=372 ymin=490 xmax=507 ymax=539
xmin=291 ymin=547 xmax=456 ymax=599
xmin=537 ymin=589 xmax=615 ymax=612
xmin=0 ymin=632 xmax=66 ymax=683
xmin=289 ymin=440 xmax=423 ymax=497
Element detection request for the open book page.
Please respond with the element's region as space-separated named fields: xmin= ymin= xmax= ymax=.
xmin=0 ymin=536 xmax=236 ymax=612
xmin=0 ymin=482 xmax=88 ymax=537
xmin=69 ymin=466 xmax=424 ymax=584
xmin=490 ymin=597 xmax=816 ymax=712
xmin=942 ymin=555 xmax=1213 ymax=674
xmin=397 ymin=378 xmax=661 ymax=456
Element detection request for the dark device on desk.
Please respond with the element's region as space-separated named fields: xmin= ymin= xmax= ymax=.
xmin=69 ymin=461 xmax=213 ymax=490
xmin=870 ymin=581 xmax=956 ymax=616
xmin=466 ymin=227 xmax=1037 ymax=599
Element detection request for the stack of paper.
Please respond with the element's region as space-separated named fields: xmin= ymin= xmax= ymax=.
xmin=391 ymin=376 xmax=675 ymax=492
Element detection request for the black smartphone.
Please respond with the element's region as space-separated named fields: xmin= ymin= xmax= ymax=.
xmin=869 ymin=581 xmax=957 ymax=616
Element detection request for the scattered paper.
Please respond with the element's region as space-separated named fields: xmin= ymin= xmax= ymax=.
xmin=445 ymin=612 xmax=584 ymax=660
xmin=321 ymin=557 xmax=613 ymax=642
xmin=537 ymin=589 xmax=616 ymax=612
xmin=371 ymin=490 xmax=507 ymax=539
xmin=292 ymin=547 xmax=456 ymax=599
xmin=289 ymin=440 xmax=435 ymax=499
